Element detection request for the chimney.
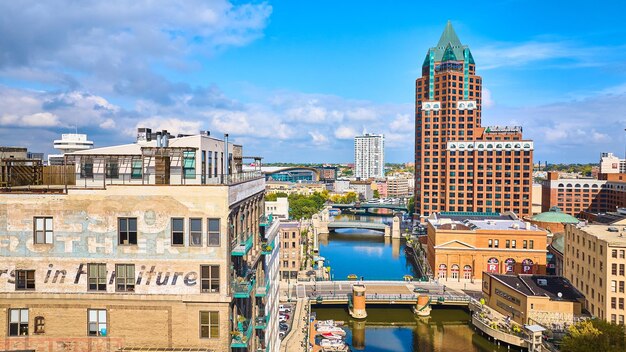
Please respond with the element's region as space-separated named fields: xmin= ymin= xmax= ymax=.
xmin=224 ymin=133 xmax=229 ymax=180
xmin=162 ymin=130 xmax=169 ymax=147
xmin=156 ymin=131 xmax=162 ymax=147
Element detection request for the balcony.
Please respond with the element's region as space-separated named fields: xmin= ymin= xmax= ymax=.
xmin=231 ymin=234 xmax=253 ymax=257
xmin=260 ymin=240 xmax=275 ymax=255
xmin=255 ymin=279 xmax=269 ymax=298
xmin=231 ymin=318 xmax=254 ymax=348
xmin=255 ymin=314 xmax=268 ymax=330
xmin=260 ymin=214 xmax=274 ymax=227
xmin=232 ymin=277 xmax=255 ymax=298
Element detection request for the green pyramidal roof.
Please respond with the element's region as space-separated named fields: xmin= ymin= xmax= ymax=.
xmin=422 ymin=21 xmax=475 ymax=67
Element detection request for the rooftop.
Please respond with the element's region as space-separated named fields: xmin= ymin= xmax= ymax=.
xmin=573 ymin=224 xmax=626 ymax=247
xmin=429 ymin=216 xmax=542 ymax=232
xmin=531 ymin=207 xmax=579 ymax=224
xmin=422 ymin=21 xmax=475 ymax=66
xmin=488 ymin=273 xmax=584 ymax=301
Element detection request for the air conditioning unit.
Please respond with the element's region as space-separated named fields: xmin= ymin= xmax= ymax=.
xmin=537 ymin=279 xmax=547 ymax=286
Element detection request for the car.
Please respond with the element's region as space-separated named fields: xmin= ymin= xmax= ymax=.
xmin=279 ymin=322 xmax=289 ymax=330
xmin=279 ymin=331 xmax=286 ymax=339
xmin=279 ymin=316 xmax=288 ymax=322
xmin=279 ymin=305 xmax=292 ymax=312
xmin=413 ymin=287 xmax=430 ymax=293
xmin=280 ymin=314 xmax=290 ymax=320
xmin=279 ymin=325 xmax=289 ymax=332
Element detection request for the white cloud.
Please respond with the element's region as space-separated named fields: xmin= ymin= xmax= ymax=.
xmin=334 ymin=126 xmax=359 ymax=140
xmin=132 ymin=117 xmax=203 ymax=137
xmin=482 ymin=88 xmax=495 ymax=108
xmin=345 ymin=107 xmax=377 ymax=121
xmin=389 ymin=114 xmax=411 ymax=132
xmin=309 ymin=131 xmax=328 ymax=145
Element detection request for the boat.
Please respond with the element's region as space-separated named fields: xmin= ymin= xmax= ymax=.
xmin=319 ymin=332 xmax=343 ymax=340
xmin=316 ymin=320 xmax=337 ymax=327
xmin=320 ymin=339 xmax=346 ymax=348
xmin=347 ymin=274 xmax=358 ymax=280
xmin=317 ymin=326 xmax=346 ymax=335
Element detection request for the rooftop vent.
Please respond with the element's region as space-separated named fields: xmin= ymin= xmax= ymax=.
xmin=537 ymin=279 xmax=547 ymax=286
xmin=608 ymin=226 xmax=619 ymax=232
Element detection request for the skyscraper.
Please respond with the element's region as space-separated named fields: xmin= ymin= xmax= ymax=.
xmin=355 ymin=133 xmax=385 ymax=179
xmin=414 ymin=22 xmax=533 ymax=218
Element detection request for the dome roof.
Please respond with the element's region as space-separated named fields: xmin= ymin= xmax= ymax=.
xmin=531 ymin=207 xmax=579 ymax=224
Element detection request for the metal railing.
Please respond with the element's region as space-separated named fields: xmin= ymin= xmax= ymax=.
xmin=0 ymin=170 xmax=264 ymax=192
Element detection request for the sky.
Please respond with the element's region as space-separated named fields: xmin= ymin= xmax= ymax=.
xmin=1 ymin=0 xmax=626 ymax=163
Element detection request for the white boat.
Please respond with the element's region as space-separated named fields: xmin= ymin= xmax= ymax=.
xmin=319 ymin=332 xmax=343 ymax=340
xmin=316 ymin=326 xmax=346 ymax=336
xmin=320 ymin=339 xmax=346 ymax=348
xmin=316 ymin=320 xmax=336 ymax=327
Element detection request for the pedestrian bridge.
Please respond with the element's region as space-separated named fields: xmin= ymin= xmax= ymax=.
xmin=328 ymin=221 xmax=388 ymax=232
xmin=330 ymin=203 xmax=408 ymax=212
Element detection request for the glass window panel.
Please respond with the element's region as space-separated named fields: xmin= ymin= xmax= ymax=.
xmin=89 ymin=310 xmax=97 ymax=322
xmin=201 ymin=326 xmax=209 ymax=338
xmin=128 ymin=218 xmax=137 ymax=231
xmin=191 ymin=219 xmax=202 ymax=232
xmin=208 ymin=219 xmax=219 ymax=232
xmin=210 ymin=326 xmax=219 ymax=337
xmin=119 ymin=219 xmax=127 ymax=232
xmin=21 ymin=310 xmax=28 ymax=321
xmin=36 ymin=218 xmax=44 ymax=229
xmin=98 ymin=310 xmax=106 ymax=322
xmin=10 ymin=309 xmax=19 ymax=322
xmin=201 ymin=312 xmax=209 ymax=324
xmin=45 ymin=232 xmax=52 ymax=243
xmin=45 ymin=218 xmax=52 ymax=229
xmin=173 ymin=219 xmax=184 ymax=231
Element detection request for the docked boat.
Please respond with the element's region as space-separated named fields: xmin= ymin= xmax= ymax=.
xmin=317 ymin=326 xmax=346 ymax=336
xmin=320 ymin=339 xmax=347 ymax=348
xmin=316 ymin=320 xmax=338 ymax=327
xmin=319 ymin=332 xmax=343 ymax=340
xmin=347 ymin=274 xmax=358 ymax=280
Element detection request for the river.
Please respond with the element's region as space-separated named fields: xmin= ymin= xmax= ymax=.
xmin=316 ymin=213 xmax=507 ymax=351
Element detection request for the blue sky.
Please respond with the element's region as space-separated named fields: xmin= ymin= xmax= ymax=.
xmin=1 ymin=1 xmax=626 ymax=163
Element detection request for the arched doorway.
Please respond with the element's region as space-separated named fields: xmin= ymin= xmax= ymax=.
xmin=451 ymin=264 xmax=460 ymax=279
xmin=438 ymin=264 xmax=447 ymax=279
xmin=463 ymin=265 xmax=472 ymax=280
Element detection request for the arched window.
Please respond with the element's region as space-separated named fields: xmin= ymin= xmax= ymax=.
xmin=451 ymin=264 xmax=460 ymax=279
xmin=505 ymin=258 xmax=516 ymax=273
xmin=486 ymin=257 xmax=499 ymax=273
xmin=463 ymin=265 xmax=472 ymax=280
xmin=438 ymin=264 xmax=447 ymax=279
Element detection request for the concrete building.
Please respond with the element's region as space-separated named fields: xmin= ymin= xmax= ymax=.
xmin=375 ymin=180 xmax=388 ymax=198
xmin=427 ymin=213 xmax=548 ymax=282
xmin=564 ymin=221 xmax=626 ymax=324
xmin=48 ymin=133 xmax=94 ymax=166
xmin=414 ymin=22 xmax=533 ymax=218
xmin=386 ymin=176 xmax=410 ymax=198
xmin=349 ymin=180 xmax=374 ymax=201
xmin=532 ymin=183 xmax=542 ymax=215
xmin=334 ymin=179 xmax=351 ymax=194
xmin=0 ymin=130 xmax=280 ymax=352
xmin=278 ymin=222 xmax=301 ymax=281
xmin=600 ymin=152 xmax=626 ymax=174
xmin=316 ymin=166 xmax=338 ymax=183
xmin=265 ymin=197 xmax=289 ymax=220
xmin=354 ymin=133 xmax=384 ymax=179
xmin=482 ymin=273 xmax=584 ymax=326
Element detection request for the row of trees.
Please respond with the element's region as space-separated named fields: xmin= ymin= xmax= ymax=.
xmin=266 ymin=190 xmax=358 ymax=219
xmin=561 ymin=319 xmax=625 ymax=352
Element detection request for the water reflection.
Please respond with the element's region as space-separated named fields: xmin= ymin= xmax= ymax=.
xmin=313 ymin=306 xmax=509 ymax=352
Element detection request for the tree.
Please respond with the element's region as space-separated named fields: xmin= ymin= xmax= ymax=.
xmin=561 ymin=319 xmax=625 ymax=352
xmin=407 ymin=196 xmax=414 ymax=215
xmin=266 ymin=192 xmax=288 ymax=201
xmin=373 ymin=189 xmax=380 ymax=199
xmin=287 ymin=191 xmax=329 ymax=219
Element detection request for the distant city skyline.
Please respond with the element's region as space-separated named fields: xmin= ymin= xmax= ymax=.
xmin=0 ymin=1 xmax=626 ymax=163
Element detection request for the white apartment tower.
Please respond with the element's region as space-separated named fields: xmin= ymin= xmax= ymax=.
xmin=600 ymin=152 xmax=626 ymax=174
xmin=354 ymin=133 xmax=384 ymax=179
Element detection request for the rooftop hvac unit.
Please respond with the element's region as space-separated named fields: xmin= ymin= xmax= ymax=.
xmin=537 ymin=279 xmax=547 ymax=286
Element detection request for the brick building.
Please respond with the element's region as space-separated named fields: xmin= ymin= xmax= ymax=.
xmin=0 ymin=131 xmax=281 ymax=352
xmin=278 ymin=222 xmax=302 ymax=281
xmin=564 ymin=221 xmax=626 ymax=324
xmin=414 ymin=22 xmax=533 ymax=219
xmin=427 ymin=213 xmax=547 ymax=282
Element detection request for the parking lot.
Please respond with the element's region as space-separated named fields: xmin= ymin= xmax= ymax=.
xmin=278 ymin=303 xmax=293 ymax=340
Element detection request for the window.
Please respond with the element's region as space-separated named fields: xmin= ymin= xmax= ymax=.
xmin=494 ymin=239 xmax=499 ymax=248
xmin=611 ymin=280 xmax=617 ymax=292
xmin=612 ymin=297 xmax=617 ymax=309
xmin=15 ymin=270 xmax=35 ymax=290
xmin=506 ymin=240 xmax=510 ymax=248
xmin=200 ymin=311 xmax=219 ymax=338
xmin=88 ymin=309 xmax=107 ymax=336
xmin=34 ymin=217 xmax=53 ymax=244
xmin=118 ymin=218 xmax=137 ymax=245
xmin=620 ymin=281 xmax=625 ymax=293
xmin=511 ymin=240 xmax=516 ymax=249
xmin=183 ymin=151 xmax=196 ymax=179
xmin=523 ymin=240 xmax=528 ymax=249
xmin=207 ymin=219 xmax=220 ymax=246
xmin=81 ymin=158 xmax=94 ymax=178
xmin=34 ymin=316 xmax=45 ymax=334
xmin=131 ymin=159 xmax=142 ymax=179
xmin=115 ymin=264 xmax=135 ymax=292
xmin=8 ymin=309 xmax=28 ymax=336
xmin=612 ymin=250 xmax=618 ymax=258
xmin=200 ymin=265 xmax=219 ymax=293
xmin=171 ymin=218 xmax=184 ymax=246
xmin=190 ymin=218 xmax=202 ymax=246
xmin=105 ymin=159 xmax=119 ymax=179
xmin=488 ymin=239 xmax=493 ymax=248
xmin=529 ymin=240 xmax=534 ymax=249
xmin=88 ymin=263 xmax=107 ymax=291
xmin=613 ymin=263 xmax=618 ymax=275
xmin=620 ymin=298 xmax=625 ymax=310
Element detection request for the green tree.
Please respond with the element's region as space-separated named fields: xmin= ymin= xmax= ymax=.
xmin=561 ymin=319 xmax=625 ymax=352
xmin=266 ymin=192 xmax=288 ymax=201
xmin=407 ymin=196 xmax=415 ymax=215
xmin=373 ymin=189 xmax=380 ymax=199
xmin=287 ymin=191 xmax=329 ymax=219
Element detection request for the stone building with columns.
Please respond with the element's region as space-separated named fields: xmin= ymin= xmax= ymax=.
xmin=0 ymin=130 xmax=280 ymax=352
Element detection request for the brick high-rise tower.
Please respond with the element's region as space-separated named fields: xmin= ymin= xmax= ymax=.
xmin=414 ymin=22 xmax=533 ymax=218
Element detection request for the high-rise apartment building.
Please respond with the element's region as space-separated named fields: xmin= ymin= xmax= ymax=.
xmin=0 ymin=130 xmax=280 ymax=352
xmin=600 ymin=152 xmax=626 ymax=174
xmin=354 ymin=133 xmax=384 ymax=179
xmin=414 ymin=22 xmax=534 ymax=218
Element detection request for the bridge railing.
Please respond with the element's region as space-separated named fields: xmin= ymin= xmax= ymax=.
xmin=308 ymin=292 xmax=472 ymax=303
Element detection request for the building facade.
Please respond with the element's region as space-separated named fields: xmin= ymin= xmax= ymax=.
xmin=0 ymin=131 xmax=280 ymax=352
xmin=278 ymin=222 xmax=301 ymax=281
xmin=265 ymin=197 xmax=289 ymax=220
xmin=427 ymin=214 xmax=548 ymax=282
xmin=414 ymin=22 xmax=533 ymax=218
xmin=564 ymin=222 xmax=626 ymax=324
xmin=482 ymin=273 xmax=584 ymax=326
xmin=354 ymin=133 xmax=384 ymax=180
xmin=386 ymin=176 xmax=410 ymax=198
xmin=48 ymin=133 xmax=94 ymax=166
xmin=600 ymin=152 xmax=626 ymax=174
